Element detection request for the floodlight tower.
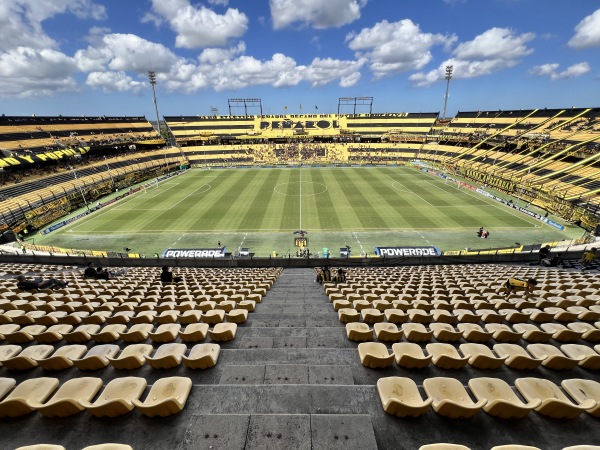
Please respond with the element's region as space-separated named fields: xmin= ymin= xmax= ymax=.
xmin=148 ymin=71 xmax=162 ymax=137
xmin=442 ymin=65 xmax=453 ymax=119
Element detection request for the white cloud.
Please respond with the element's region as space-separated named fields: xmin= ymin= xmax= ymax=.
xmin=270 ymin=0 xmax=367 ymax=29
xmin=208 ymin=0 xmax=229 ymax=5
xmin=409 ymin=27 xmax=535 ymax=87
xmin=86 ymin=71 xmax=144 ymax=92
xmin=75 ymin=33 xmax=179 ymax=74
xmin=199 ymin=41 xmax=246 ymax=64
xmin=529 ymin=62 xmax=590 ymax=80
xmin=0 ymin=47 xmax=78 ymax=97
xmin=0 ymin=0 xmax=106 ymax=52
xmin=568 ymin=8 xmax=600 ymax=49
xmin=145 ymin=0 xmax=248 ymax=48
xmin=346 ymin=19 xmax=456 ymax=78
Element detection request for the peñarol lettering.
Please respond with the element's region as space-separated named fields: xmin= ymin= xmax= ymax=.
xmin=260 ymin=120 xmax=339 ymax=130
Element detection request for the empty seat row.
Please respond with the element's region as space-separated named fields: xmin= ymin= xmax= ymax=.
xmin=418 ymin=443 xmax=599 ymax=450
xmin=0 ymin=342 xmax=220 ymax=370
xmin=0 ymin=305 xmax=253 ymax=326
xmin=0 ymin=376 xmax=191 ymax=418
xmin=377 ymin=376 xmax=600 ymax=419
xmin=346 ymin=321 xmax=600 ymax=344
xmin=359 ymin=342 xmax=600 ymax=370
xmin=0 ymin=321 xmax=238 ymax=345
xmin=15 ymin=444 xmax=132 ymax=450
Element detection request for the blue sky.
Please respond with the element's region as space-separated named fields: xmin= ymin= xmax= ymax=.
xmin=1 ymin=0 xmax=599 ymax=118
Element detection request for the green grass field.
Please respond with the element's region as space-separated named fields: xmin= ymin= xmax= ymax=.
xmin=35 ymin=166 xmax=582 ymax=256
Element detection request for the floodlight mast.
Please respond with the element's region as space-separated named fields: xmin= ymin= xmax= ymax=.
xmin=442 ymin=65 xmax=453 ymax=119
xmin=148 ymin=71 xmax=162 ymax=137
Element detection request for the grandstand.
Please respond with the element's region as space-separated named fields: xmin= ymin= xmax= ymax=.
xmin=0 ymin=107 xmax=600 ymax=449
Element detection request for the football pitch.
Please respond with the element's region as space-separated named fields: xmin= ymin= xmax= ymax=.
xmin=35 ymin=166 xmax=582 ymax=257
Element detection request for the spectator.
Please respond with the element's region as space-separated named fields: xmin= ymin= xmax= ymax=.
xmin=335 ymin=268 xmax=346 ymax=283
xmin=85 ymin=263 xmax=128 ymax=280
xmin=503 ymin=277 xmax=537 ymax=298
xmin=581 ymin=247 xmax=597 ymax=271
xmin=541 ymin=253 xmax=563 ymax=267
xmin=316 ymin=266 xmax=332 ymax=284
xmin=538 ymin=245 xmax=551 ymax=264
xmin=16 ymin=274 xmax=68 ymax=291
xmin=160 ymin=266 xmax=182 ymax=283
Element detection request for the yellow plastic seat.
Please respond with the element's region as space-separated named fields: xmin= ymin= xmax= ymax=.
xmin=79 ymin=376 xmax=147 ymax=417
xmin=429 ymin=323 xmax=462 ymax=342
xmin=540 ymin=323 xmax=583 ymax=343
xmin=485 ymin=324 xmax=523 ymax=343
xmin=512 ymin=324 xmax=552 ymax=343
xmin=492 ymin=344 xmax=543 ymax=370
xmin=431 ymin=309 xmax=457 ymax=324
xmin=107 ymin=344 xmax=153 ymax=370
xmin=419 ymin=445 xmax=471 ymax=450
xmin=358 ymin=342 xmax=394 ymax=368
xmin=490 ymin=446 xmax=542 ymax=450
xmin=32 ymin=377 xmax=103 ymax=417
xmin=146 ymin=343 xmax=187 ymax=369
xmin=238 ymin=300 xmax=256 ymax=312
xmin=0 ymin=344 xmax=22 ymax=365
xmin=63 ymin=324 xmax=101 ymax=343
xmin=182 ymin=343 xmax=221 ymax=369
xmin=457 ymin=324 xmax=492 ymax=343
xmin=408 ymin=309 xmax=433 ymax=324
xmin=468 ymin=377 xmax=540 ymax=418
xmin=561 ymin=378 xmax=600 ymax=417
xmin=361 ymin=308 xmax=385 ymax=324
xmin=402 ymin=323 xmax=433 ymax=342
xmin=202 ymin=309 xmax=225 ymax=324
xmin=515 ymin=377 xmax=595 ymax=419
xmin=561 ymin=344 xmax=600 ymax=370
xmin=179 ymin=310 xmax=203 ymax=324
xmin=71 ymin=344 xmax=120 ymax=371
xmin=568 ymin=323 xmax=600 ymax=342
xmin=226 ymin=309 xmax=248 ymax=324
xmin=423 ymin=377 xmax=486 ymax=419
xmin=120 ymin=323 xmax=153 ymax=343
xmin=14 ymin=445 xmax=66 ymax=450
xmin=2 ymin=344 xmax=54 ymax=370
xmin=149 ymin=324 xmax=181 ymax=343
xmin=544 ymin=307 xmax=578 ymax=322
xmin=427 ymin=343 xmax=469 ymax=369
xmin=179 ymin=323 xmax=210 ymax=343
xmin=0 ymin=377 xmax=16 ymax=400
xmin=392 ymin=342 xmax=432 ymax=369
xmin=81 ymin=444 xmax=133 ymax=450
xmin=37 ymin=344 xmax=87 ymax=371
xmin=526 ymin=343 xmax=579 ymax=370
xmin=0 ymin=377 xmax=59 ymax=417
xmin=384 ymin=309 xmax=408 ymax=324
xmin=208 ymin=323 xmax=237 ymax=342
xmin=91 ymin=324 xmax=127 ymax=343
xmin=499 ymin=309 xmax=530 ymax=324
xmin=346 ymin=322 xmax=373 ymax=342
xmin=338 ymin=308 xmax=360 ymax=323
xmin=460 ymin=343 xmax=507 ymax=370
xmin=132 ymin=376 xmax=192 ymax=417
xmin=567 ymin=306 xmax=600 ymax=321
xmin=129 ymin=311 xmax=157 ymax=324
xmin=373 ymin=323 xmax=403 ymax=342
xmin=523 ymin=308 xmax=554 ymax=323
xmin=377 ymin=376 xmax=432 ymax=417
xmin=5 ymin=324 xmax=47 ymax=344
xmin=454 ymin=309 xmax=479 ymax=323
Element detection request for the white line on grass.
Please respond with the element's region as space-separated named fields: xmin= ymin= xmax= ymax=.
xmin=238 ymin=233 xmax=247 ymax=253
xmin=384 ymin=173 xmax=435 ymax=207
xmin=417 ymin=171 xmax=542 ymax=228
xmin=170 ymin=233 xmax=187 ymax=248
xmin=352 ymin=232 xmax=365 ymax=255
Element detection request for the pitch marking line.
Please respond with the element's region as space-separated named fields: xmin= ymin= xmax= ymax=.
xmin=416 ymin=171 xmax=543 ymax=228
xmin=384 ymin=173 xmax=435 ymax=207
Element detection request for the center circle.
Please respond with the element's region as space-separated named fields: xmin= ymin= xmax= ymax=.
xmin=274 ymin=181 xmax=328 ymax=197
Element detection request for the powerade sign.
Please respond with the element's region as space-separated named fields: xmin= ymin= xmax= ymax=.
xmin=375 ymin=246 xmax=441 ymax=257
xmin=162 ymin=248 xmax=226 ymax=258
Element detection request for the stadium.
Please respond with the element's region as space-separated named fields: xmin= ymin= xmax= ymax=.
xmin=2 ymin=2 xmax=600 ymax=450
xmin=1 ymin=101 xmax=600 ymax=450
